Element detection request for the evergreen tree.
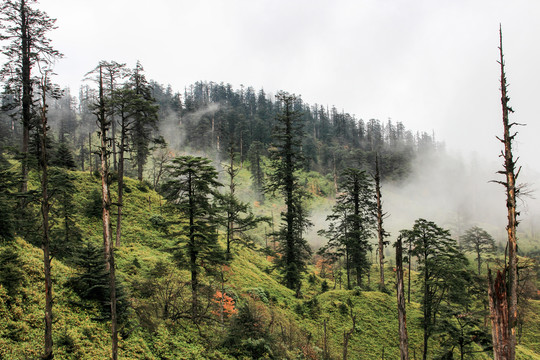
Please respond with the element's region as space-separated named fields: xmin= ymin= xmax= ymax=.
xmin=0 ymin=154 xmax=16 ymax=241
xmin=221 ymin=144 xmax=269 ymax=260
xmin=36 ymin=70 xmax=57 ymax=360
xmin=162 ymin=155 xmax=223 ymax=322
xmin=51 ymin=140 xmax=76 ymax=169
xmin=402 ymin=219 xmax=468 ymax=360
xmin=0 ymin=246 xmax=25 ymax=299
xmin=86 ymin=62 xmax=118 ymax=359
xmin=248 ymin=140 xmax=265 ymax=203
xmin=461 ymin=226 xmax=495 ymax=275
xmin=49 ymin=167 xmax=81 ymax=260
xmin=319 ymin=168 xmax=376 ymax=288
xmin=0 ymin=0 xmax=62 ymax=196
xmin=266 ymin=92 xmax=311 ymax=295
xmin=129 ymin=61 xmax=158 ymax=181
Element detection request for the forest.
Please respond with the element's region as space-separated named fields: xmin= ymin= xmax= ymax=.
xmin=0 ymin=1 xmax=539 ymax=359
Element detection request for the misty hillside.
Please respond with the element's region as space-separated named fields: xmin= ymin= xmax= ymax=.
xmin=1 ymin=1 xmax=540 ymax=359
xmin=1 ymin=167 xmax=539 ymax=359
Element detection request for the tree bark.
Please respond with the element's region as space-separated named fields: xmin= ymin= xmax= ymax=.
xmin=375 ymin=154 xmax=386 ymax=291
xmin=109 ymin=242 xmax=118 ymax=360
xmin=20 ymin=0 xmax=31 ymax=196
xmin=39 ymin=77 xmax=53 ymax=360
xmin=98 ymin=65 xmax=112 ymax=270
xmin=116 ymin=117 xmax=126 ymax=247
xmin=396 ymin=236 xmax=409 ymax=360
xmin=488 ymin=269 xmax=510 ymax=360
xmin=497 ymin=26 xmax=518 ymax=360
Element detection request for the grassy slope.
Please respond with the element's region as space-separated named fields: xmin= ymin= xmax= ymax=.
xmin=0 ymin=168 xmax=539 ymax=359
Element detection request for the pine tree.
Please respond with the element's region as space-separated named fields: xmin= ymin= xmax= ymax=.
xmin=51 ymin=140 xmax=76 ymax=169
xmin=221 ymin=143 xmax=269 ymax=260
xmin=86 ymin=62 xmax=117 ymax=359
xmin=36 ymin=70 xmax=58 ymax=360
xmin=162 ymin=155 xmax=223 ymax=322
xmin=0 ymin=0 xmax=62 ymax=195
xmin=461 ymin=226 xmax=495 ymax=276
xmin=402 ymin=219 xmax=468 ymax=360
xmin=49 ymin=167 xmax=81 ymax=260
xmin=266 ymin=91 xmax=311 ymax=295
xmin=129 ymin=61 xmax=158 ymax=182
xmin=319 ymin=168 xmax=376 ymax=288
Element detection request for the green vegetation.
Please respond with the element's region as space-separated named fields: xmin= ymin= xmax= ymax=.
xmin=0 ymin=166 xmax=537 ymax=359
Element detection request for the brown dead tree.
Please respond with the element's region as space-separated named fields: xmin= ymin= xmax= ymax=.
xmin=490 ymin=25 xmax=522 ymax=360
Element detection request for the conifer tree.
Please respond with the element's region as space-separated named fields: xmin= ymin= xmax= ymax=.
xmin=0 ymin=0 xmax=62 ymax=195
xmin=266 ymin=92 xmax=312 ymax=295
xmin=86 ymin=62 xmax=117 ymax=360
xmin=222 ymin=143 xmax=269 ymax=260
xmin=402 ymin=219 xmax=468 ymax=360
xmin=51 ymin=140 xmax=76 ymax=169
xmin=162 ymin=155 xmax=223 ymax=321
xmin=248 ymin=140 xmax=265 ymax=203
xmin=36 ymin=70 xmax=58 ymax=360
xmin=319 ymin=168 xmax=376 ymax=288
xmin=129 ymin=61 xmax=158 ymax=181
xmin=461 ymin=226 xmax=495 ymax=276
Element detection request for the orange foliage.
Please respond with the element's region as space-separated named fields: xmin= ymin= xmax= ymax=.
xmin=212 ymin=291 xmax=237 ymax=318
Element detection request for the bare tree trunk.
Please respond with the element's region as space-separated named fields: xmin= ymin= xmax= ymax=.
xmin=488 ymin=269 xmax=510 ymax=360
xmin=20 ymin=0 xmax=31 ymax=196
xmin=109 ymin=243 xmax=118 ymax=360
xmin=98 ymin=65 xmax=112 ymax=270
xmin=88 ymin=132 xmax=92 ymax=173
xmin=495 ymin=25 xmax=519 ymax=360
xmin=396 ymin=236 xmax=409 ymax=360
xmin=39 ymin=76 xmax=53 ymax=360
xmin=116 ymin=120 xmax=126 ymax=247
xmin=375 ymin=154 xmax=386 ymax=291
xmin=407 ymin=240 xmax=411 ymax=304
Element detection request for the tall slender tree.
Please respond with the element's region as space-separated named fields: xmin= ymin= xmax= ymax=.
xmin=490 ymin=25 xmax=522 ymax=360
xmin=0 ymin=0 xmax=62 ymax=195
xmin=162 ymin=155 xmax=223 ymax=322
xmin=222 ymin=143 xmax=269 ymax=260
xmin=129 ymin=61 xmax=158 ymax=181
xmin=36 ymin=70 xmax=56 ymax=360
xmin=402 ymin=219 xmax=468 ymax=360
xmin=320 ymin=168 xmax=376 ymax=288
xmin=266 ymin=92 xmax=312 ymax=295
xmin=461 ymin=226 xmax=495 ymax=276
xmin=374 ymin=154 xmax=389 ymax=291
xmin=87 ymin=62 xmax=117 ymax=359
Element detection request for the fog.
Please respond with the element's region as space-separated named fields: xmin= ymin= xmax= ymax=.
xmin=306 ymin=149 xmax=539 ymax=251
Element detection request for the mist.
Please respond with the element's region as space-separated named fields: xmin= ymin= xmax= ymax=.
xmin=306 ymin=149 xmax=539 ymax=252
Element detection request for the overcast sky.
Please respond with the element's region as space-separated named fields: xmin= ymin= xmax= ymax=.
xmin=37 ymin=0 xmax=540 ymax=175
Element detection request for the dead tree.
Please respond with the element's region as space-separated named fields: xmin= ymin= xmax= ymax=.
xmin=488 ymin=269 xmax=510 ymax=360
xmin=396 ymin=235 xmax=409 ymax=360
xmin=374 ymin=154 xmax=388 ymax=291
xmin=491 ymin=25 xmax=521 ymax=360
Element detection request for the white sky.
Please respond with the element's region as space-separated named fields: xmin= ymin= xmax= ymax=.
xmin=37 ymin=0 xmax=540 ymax=174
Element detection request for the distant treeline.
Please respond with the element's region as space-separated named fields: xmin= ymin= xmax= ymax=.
xmin=1 ymin=77 xmax=440 ymax=182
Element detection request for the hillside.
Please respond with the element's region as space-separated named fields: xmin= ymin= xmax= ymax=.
xmin=0 ymin=168 xmax=539 ymax=359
